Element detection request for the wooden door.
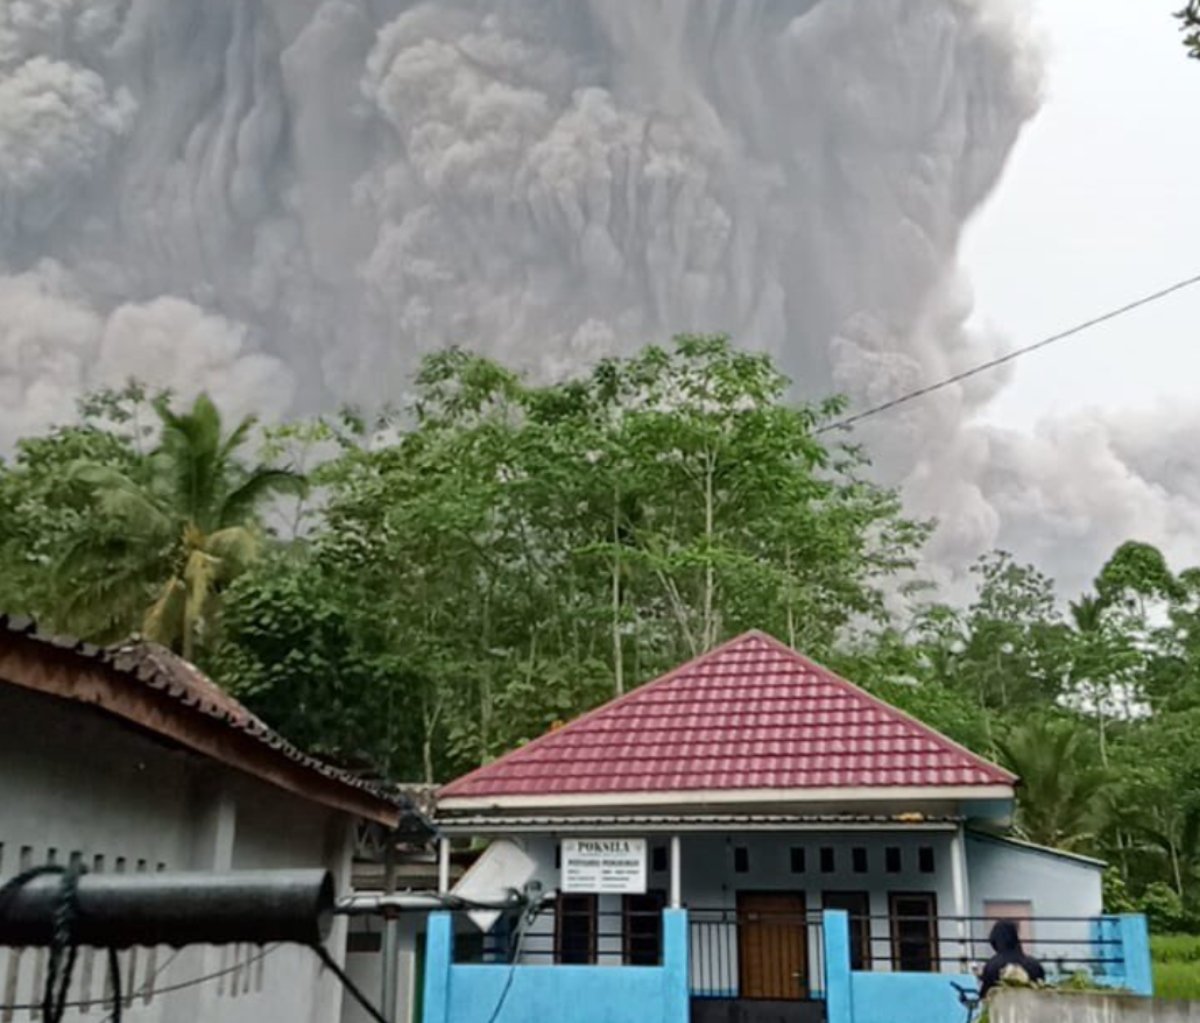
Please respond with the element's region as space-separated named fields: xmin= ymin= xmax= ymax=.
xmin=737 ymin=892 xmax=808 ymax=1000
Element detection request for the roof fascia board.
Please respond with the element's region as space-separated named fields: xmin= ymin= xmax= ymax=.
xmin=437 ymin=819 xmax=961 ymax=836
xmin=966 ymin=830 xmax=1107 ymax=870
xmin=438 ymin=783 xmax=1015 ymax=813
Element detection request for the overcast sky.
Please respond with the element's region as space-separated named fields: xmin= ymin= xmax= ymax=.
xmin=963 ymin=0 xmax=1200 ymax=428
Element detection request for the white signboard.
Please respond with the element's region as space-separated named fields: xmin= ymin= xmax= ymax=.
xmin=561 ymin=838 xmax=647 ymax=894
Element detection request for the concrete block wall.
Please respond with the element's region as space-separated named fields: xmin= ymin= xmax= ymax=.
xmin=421 ymin=910 xmax=690 ymax=1023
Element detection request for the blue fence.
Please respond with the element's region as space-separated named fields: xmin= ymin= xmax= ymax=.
xmin=421 ymin=907 xmax=1151 ymax=1023
xmin=421 ymin=910 xmax=689 ymax=1023
xmin=822 ymin=910 xmax=1153 ymax=1023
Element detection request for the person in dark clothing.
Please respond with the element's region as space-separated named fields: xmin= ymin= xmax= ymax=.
xmin=979 ymin=920 xmax=1046 ymax=998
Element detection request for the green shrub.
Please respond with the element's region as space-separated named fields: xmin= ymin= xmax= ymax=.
xmin=1152 ymin=933 xmax=1200 ymax=964
xmin=1139 ymin=882 xmax=1185 ymax=932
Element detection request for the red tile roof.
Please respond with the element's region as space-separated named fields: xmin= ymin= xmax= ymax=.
xmin=439 ymin=631 xmax=1014 ymax=804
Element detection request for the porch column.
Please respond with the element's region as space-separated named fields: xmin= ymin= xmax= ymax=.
xmin=437 ymin=836 xmax=451 ymax=895
xmin=669 ymin=835 xmax=682 ymax=908
xmin=950 ymin=825 xmax=969 ymax=967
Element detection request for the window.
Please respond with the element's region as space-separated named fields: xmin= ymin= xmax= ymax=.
xmin=624 ymin=891 xmax=666 ymax=965
xmin=555 ymin=894 xmax=597 ymax=964
xmin=652 ymin=846 xmax=668 ymax=873
xmin=889 ymin=892 xmax=939 ymax=973
xmin=852 ymin=847 xmax=868 ymax=874
xmin=983 ymin=901 xmax=1033 ymax=946
xmin=824 ymin=891 xmax=872 ymax=971
xmin=820 ymin=847 xmax=835 ymax=874
xmin=885 ymin=847 xmax=901 ymax=874
xmin=790 ymin=847 xmax=806 ymax=874
xmin=734 ymin=847 xmax=750 ymax=873
xmin=918 ymin=847 xmax=935 ymax=874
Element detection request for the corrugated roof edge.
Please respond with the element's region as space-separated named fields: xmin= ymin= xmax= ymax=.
xmin=0 ymin=613 xmax=432 ymax=835
xmin=966 ymin=830 xmax=1107 ymax=870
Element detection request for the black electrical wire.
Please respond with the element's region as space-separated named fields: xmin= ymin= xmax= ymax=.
xmin=0 ymin=864 xmax=122 ymax=1023
xmin=817 ymin=271 xmax=1200 ymax=435
xmin=312 ymin=943 xmax=389 ymax=1023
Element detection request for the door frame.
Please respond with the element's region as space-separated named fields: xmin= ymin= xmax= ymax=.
xmin=554 ymin=893 xmax=598 ymax=964
xmin=735 ymin=890 xmax=809 ymax=1000
xmin=888 ymin=891 xmax=940 ymax=973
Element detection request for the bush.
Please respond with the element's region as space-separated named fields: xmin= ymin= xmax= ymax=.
xmin=1139 ymin=882 xmax=1185 ymax=933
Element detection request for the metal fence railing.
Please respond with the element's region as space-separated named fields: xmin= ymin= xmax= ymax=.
xmin=687 ymin=910 xmax=1116 ymax=999
xmin=850 ymin=915 xmax=1120 ymax=977
xmin=451 ymin=904 xmax=1119 ymax=989
xmin=454 ymin=901 xmax=667 ymax=967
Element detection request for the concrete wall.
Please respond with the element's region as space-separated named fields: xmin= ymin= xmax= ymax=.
xmin=344 ymin=914 xmax=424 ymax=1023
xmin=991 ymin=990 xmax=1199 ymax=1022
xmin=0 ymin=683 xmax=354 ymax=1023
xmin=967 ymin=834 xmax=1104 ymax=974
xmin=421 ymin=911 xmax=689 ymax=1023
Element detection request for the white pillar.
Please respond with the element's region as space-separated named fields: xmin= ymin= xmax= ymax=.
xmin=669 ymin=835 xmax=682 ymax=909
xmin=950 ymin=826 xmax=969 ymax=968
xmin=438 ymin=837 xmax=451 ymax=895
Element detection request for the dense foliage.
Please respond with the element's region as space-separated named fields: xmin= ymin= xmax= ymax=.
xmin=3 ymin=336 xmax=1200 ymax=929
xmin=1181 ymin=1 xmax=1200 ymax=59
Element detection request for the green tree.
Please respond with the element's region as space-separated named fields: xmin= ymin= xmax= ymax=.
xmin=233 ymin=337 xmax=927 ymax=778
xmin=0 ymin=384 xmax=153 ymax=623
xmin=998 ymin=717 xmax=1110 ymax=852
xmin=1180 ymin=2 xmax=1200 ymax=59
xmin=60 ymin=394 xmax=306 ymax=656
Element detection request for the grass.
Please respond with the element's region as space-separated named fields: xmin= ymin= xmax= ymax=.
xmin=1152 ymin=934 xmax=1200 ymax=1000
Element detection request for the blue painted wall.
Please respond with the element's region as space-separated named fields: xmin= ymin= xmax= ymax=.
xmin=422 ymin=910 xmax=689 ymax=1023
xmin=849 ymin=972 xmax=975 ymax=1023
xmin=823 ymin=910 xmax=1153 ymax=1023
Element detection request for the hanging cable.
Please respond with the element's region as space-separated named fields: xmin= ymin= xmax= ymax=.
xmin=312 ymin=943 xmax=389 ymax=1023
xmin=817 ymin=271 xmax=1200 ymax=434
xmin=0 ymin=865 xmax=122 ymax=1023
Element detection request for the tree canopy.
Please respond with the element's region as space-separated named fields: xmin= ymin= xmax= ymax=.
xmin=2 ymin=336 xmax=1199 ymax=929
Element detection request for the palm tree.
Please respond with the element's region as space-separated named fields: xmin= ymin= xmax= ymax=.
xmin=59 ymin=394 xmax=306 ymax=658
xmin=997 ymin=718 xmax=1111 ymax=852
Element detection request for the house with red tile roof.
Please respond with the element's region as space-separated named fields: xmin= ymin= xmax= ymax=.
xmin=421 ymin=631 xmax=1139 ymax=1023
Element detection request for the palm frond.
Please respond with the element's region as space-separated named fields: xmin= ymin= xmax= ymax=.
xmin=219 ymin=414 xmax=259 ymax=463
xmin=218 ymin=469 xmax=308 ymax=529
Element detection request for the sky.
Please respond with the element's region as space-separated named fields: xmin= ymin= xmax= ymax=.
xmin=964 ymin=0 xmax=1200 ymax=429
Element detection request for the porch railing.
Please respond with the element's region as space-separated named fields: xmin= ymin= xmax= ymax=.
xmin=686 ymin=909 xmax=1125 ymax=1001
xmin=455 ymin=902 xmax=666 ymax=966
xmin=852 ymin=915 xmax=1120 ymax=978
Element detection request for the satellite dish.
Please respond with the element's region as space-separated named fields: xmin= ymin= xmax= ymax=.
xmin=451 ymin=839 xmax=537 ymax=932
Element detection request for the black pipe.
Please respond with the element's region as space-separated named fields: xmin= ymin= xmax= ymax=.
xmin=0 ymin=869 xmax=333 ymax=949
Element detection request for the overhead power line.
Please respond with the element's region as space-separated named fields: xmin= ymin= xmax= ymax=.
xmin=817 ymin=271 xmax=1200 ymax=434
